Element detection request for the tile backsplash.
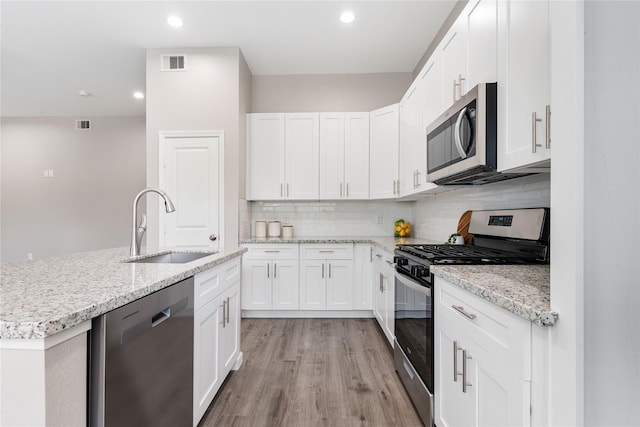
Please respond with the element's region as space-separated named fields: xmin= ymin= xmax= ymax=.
xmin=249 ymin=200 xmax=413 ymax=237
xmin=412 ymin=174 xmax=551 ymax=242
xmin=244 ymin=174 xmax=550 ymax=242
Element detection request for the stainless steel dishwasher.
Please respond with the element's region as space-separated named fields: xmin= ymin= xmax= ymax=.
xmin=90 ymin=277 xmax=194 ymax=427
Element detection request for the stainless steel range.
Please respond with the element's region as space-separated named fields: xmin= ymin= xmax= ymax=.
xmin=392 ymin=208 xmax=550 ymax=426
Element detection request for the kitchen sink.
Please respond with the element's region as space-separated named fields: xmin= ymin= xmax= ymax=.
xmin=128 ymin=251 xmax=214 ymax=264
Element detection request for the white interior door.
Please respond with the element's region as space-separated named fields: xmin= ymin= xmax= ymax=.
xmin=161 ymin=132 xmax=222 ymax=250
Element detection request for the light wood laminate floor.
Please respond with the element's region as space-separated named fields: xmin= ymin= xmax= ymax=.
xmin=200 ymin=318 xmax=422 ymax=427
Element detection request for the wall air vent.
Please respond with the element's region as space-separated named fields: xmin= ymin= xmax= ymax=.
xmin=161 ymin=54 xmax=187 ymax=71
xmin=75 ymin=120 xmax=91 ymax=130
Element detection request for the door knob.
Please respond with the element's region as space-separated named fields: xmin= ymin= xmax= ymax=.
xmin=209 ymin=234 xmax=217 ymax=241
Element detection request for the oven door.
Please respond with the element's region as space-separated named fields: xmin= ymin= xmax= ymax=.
xmin=394 ymin=271 xmax=433 ymax=393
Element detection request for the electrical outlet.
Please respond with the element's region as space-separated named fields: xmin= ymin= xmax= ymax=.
xmin=376 ymin=214 xmax=383 ymax=224
xmin=27 ymin=253 xmax=33 ymax=261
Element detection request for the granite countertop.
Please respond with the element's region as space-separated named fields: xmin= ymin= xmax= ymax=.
xmin=240 ymin=236 xmax=437 ymax=253
xmin=430 ymin=264 xmax=557 ymax=327
xmin=0 ymin=246 xmax=247 ymax=340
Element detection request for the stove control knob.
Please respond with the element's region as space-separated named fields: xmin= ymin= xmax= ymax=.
xmin=416 ymin=266 xmax=429 ymax=277
xmin=394 ymin=256 xmax=408 ymax=266
xmin=410 ymin=265 xmax=420 ymax=276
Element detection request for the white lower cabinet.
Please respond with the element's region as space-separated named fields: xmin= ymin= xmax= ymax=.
xmin=241 ymin=244 xmax=299 ymax=310
xmin=353 ymin=244 xmax=373 ymax=310
xmin=193 ymin=257 xmax=242 ymax=426
xmin=299 ymin=244 xmax=354 ymax=311
xmin=372 ymin=246 xmax=395 ymax=347
xmin=435 ymin=276 xmax=531 ymax=427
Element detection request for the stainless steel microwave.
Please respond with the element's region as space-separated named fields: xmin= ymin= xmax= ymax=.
xmin=426 ymin=82 xmax=529 ymax=185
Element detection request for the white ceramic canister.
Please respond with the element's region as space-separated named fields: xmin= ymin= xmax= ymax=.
xmin=267 ymin=221 xmax=282 ymax=237
xmin=282 ymin=224 xmax=294 ymax=238
xmin=255 ymin=221 xmax=267 ymax=238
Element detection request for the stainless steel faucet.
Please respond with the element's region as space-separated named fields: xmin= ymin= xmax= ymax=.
xmin=130 ymin=188 xmax=176 ymax=257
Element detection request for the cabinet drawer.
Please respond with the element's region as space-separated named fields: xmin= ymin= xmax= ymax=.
xmin=300 ymin=243 xmax=354 ymax=260
xmin=242 ymin=244 xmax=298 ymax=260
xmin=435 ymin=277 xmax=532 ymax=379
xmin=195 ymin=257 xmax=241 ymax=310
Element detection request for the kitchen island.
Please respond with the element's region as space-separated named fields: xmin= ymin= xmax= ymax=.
xmin=0 ymin=246 xmax=246 ymax=426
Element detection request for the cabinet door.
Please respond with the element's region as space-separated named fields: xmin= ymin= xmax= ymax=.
xmin=319 ymin=113 xmax=345 ymax=200
xmin=399 ymin=82 xmax=422 ymax=197
xmin=285 ymin=113 xmax=319 ymax=199
xmin=440 ymin=18 xmax=468 ymax=108
xmin=435 ymin=317 xmax=476 ymax=427
xmin=219 ymin=283 xmax=240 ymax=374
xmin=272 ymin=259 xmax=300 ymax=310
xmin=466 ymin=0 xmax=498 ymax=90
xmin=326 ymin=260 xmax=354 ymax=310
xmin=369 ymin=104 xmax=399 ymax=199
xmin=193 ymin=298 xmax=222 ymax=425
xmin=241 ymin=259 xmax=272 ymax=310
xmin=353 ymin=244 xmax=373 ymax=310
xmin=344 ymin=113 xmax=370 ymax=199
xmin=299 ymin=260 xmax=326 ymax=310
xmin=248 ymin=114 xmax=285 ymax=200
xmin=498 ymin=0 xmax=551 ymax=171
xmin=474 ymin=343 xmax=531 ymax=426
xmin=420 ymin=56 xmax=443 ymax=130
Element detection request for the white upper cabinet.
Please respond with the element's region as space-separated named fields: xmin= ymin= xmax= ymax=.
xmin=466 ymin=0 xmax=498 ymax=89
xmin=369 ymin=104 xmax=400 ymax=199
xmin=497 ymin=0 xmax=551 ymax=172
xmin=319 ymin=112 xmax=369 ymax=200
xmin=440 ymin=17 xmax=468 ymax=109
xmin=247 ymin=114 xmax=285 ymax=200
xmin=247 ymin=113 xmax=319 ymax=200
xmin=399 ymin=82 xmax=425 ymax=197
xmin=420 ymin=55 xmax=443 ymax=131
xmin=285 ymin=113 xmax=320 ymax=199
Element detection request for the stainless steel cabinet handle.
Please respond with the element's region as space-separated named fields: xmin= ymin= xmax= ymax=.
xmin=319 ymin=250 xmax=335 ymax=253
xmin=417 ymin=170 xmax=421 ymax=186
xmin=209 ymin=234 xmax=217 ymax=241
xmin=379 ymin=273 xmax=383 ymax=292
xmin=287 ymin=183 xmax=290 ymax=197
xmin=322 ymin=263 xmax=325 ymax=279
xmin=264 ymin=250 xmax=280 ymax=253
xmin=532 ymin=112 xmax=543 ymax=153
xmin=453 ymin=79 xmax=459 ymax=102
xmin=370 ymin=246 xmax=373 ymax=262
xmin=280 ymin=183 xmax=283 ymax=197
xmin=452 ymin=305 xmax=477 ymax=320
xmin=346 ymin=183 xmax=349 ymax=197
xmin=225 ymin=297 xmax=230 ymax=324
xmin=462 ymin=349 xmax=472 ymax=393
xmin=453 ymin=341 xmax=463 ymax=382
xmin=340 ymin=182 xmax=343 ymax=198
xmin=392 ymin=180 xmax=396 ymax=195
xmin=274 ymin=263 xmax=277 ymax=279
xmin=458 ymin=74 xmax=465 ymax=97
xmin=545 ymin=105 xmax=551 ymax=149
xmin=328 ymin=263 xmax=332 ymax=278
xmin=267 ymin=263 xmax=270 ymax=279
xmin=220 ymin=300 xmax=226 ymax=327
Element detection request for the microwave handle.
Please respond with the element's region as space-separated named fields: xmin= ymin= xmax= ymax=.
xmin=454 ymin=107 xmax=468 ymax=159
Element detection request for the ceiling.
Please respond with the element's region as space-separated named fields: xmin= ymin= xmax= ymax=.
xmin=0 ymin=1 xmax=457 ymax=117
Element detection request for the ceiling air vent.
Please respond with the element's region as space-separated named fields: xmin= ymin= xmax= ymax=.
xmin=75 ymin=120 xmax=91 ymax=130
xmin=161 ymin=54 xmax=186 ymax=71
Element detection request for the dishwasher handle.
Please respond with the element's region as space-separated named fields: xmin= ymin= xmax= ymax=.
xmin=151 ymin=307 xmax=171 ymax=327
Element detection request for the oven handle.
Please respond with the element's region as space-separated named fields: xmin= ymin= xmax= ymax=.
xmin=454 ymin=107 xmax=468 ymax=159
xmin=395 ymin=271 xmax=431 ymax=297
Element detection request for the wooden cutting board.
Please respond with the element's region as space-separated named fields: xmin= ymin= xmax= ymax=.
xmin=456 ymin=210 xmax=473 ymax=245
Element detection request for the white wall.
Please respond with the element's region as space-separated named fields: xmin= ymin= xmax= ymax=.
xmin=250 ymin=200 xmax=413 ymax=237
xmin=0 ymin=116 xmax=146 ymax=261
xmin=146 ymin=47 xmax=247 ymax=251
xmin=412 ymin=174 xmax=550 ymax=242
xmin=583 ymin=2 xmax=640 ymax=425
xmin=251 ymin=73 xmax=412 ymax=112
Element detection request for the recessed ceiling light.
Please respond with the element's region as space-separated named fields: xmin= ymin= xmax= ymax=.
xmin=340 ymin=11 xmax=355 ymax=24
xmin=133 ymin=91 xmax=145 ymax=100
xmin=167 ymin=16 xmax=183 ymax=28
